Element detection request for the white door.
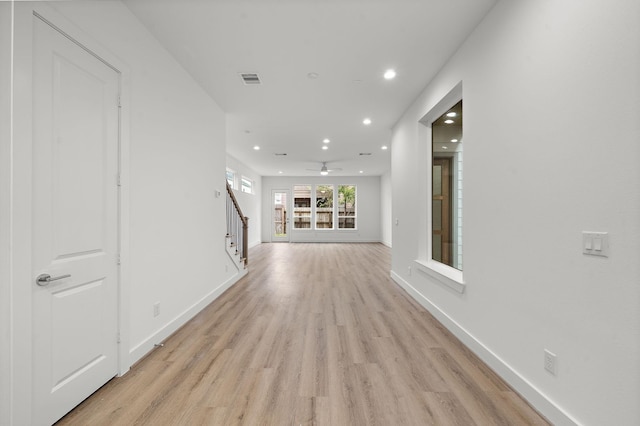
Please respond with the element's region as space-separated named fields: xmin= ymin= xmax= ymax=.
xmin=272 ymin=190 xmax=290 ymax=242
xmin=32 ymin=17 xmax=120 ymax=425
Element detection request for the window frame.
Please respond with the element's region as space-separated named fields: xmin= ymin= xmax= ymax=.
xmin=292 ymin=184 xmax=312 ymax=230
xmin=226 ymin=169 xmax=236 ymax=189
xmin=240 ymin=176 xmax=253 ymax=194
xmin=337 ymin=184 xmax=357 ymax=230
xmin=315 ymin=184 xmax=335 ymax=230
xmin=415 ymin=82 xmax=465 ymax=293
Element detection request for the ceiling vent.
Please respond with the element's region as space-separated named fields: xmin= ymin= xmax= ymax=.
xmin=359 ymin=152 xmax=372 ymax=156
xmin=239 ymin=73 xmax=261 ymax=85
xmin=275 ymin=153 xmax=287 ymax=156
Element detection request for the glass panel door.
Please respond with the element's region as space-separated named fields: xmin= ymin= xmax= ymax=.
xmin=272 ymin=190 xmax=290 ymax=242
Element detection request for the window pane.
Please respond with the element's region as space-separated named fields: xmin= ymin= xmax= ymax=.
xmin=241 ymin=177 xmax=252 ymax=194
xmin=431 ymin=99 xmax=462 ymax=270
xmin=226 ymin=170 xmax=234 ymax=187
xmin=293 ymin=185 xmax=311 ymax=229
xmin=316 ymin=185 xmax=333 ymax=229
xmin=338 ymin=185 xmax=357 ymax=228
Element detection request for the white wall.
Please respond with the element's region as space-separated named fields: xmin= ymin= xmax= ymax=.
xmin=262 ymin=176 xmax=381 ymax=243
xmin=391 ymin=1 xmax=640 ymax=425
xmin=226 ymin=154 xmax=262 ymax=247
xmin=4 ymin=1 xmax=243 ymax=423
xmin=380 ymin=170 xmax=392 ymax=247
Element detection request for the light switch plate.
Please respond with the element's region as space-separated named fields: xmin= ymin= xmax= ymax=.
xmin=582 ymin=231 xmax=609 ymax=257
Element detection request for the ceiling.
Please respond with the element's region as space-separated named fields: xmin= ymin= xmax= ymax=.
xmin=123 ymin=0 xmax=496 ymax=177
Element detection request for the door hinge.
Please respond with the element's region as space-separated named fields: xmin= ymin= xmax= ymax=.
xmin=117 ymin=253 xmax=121 ymax=265
xmin=117 ymin=332 xmax=121 ymax=344
xmin=117 ymin=95 xmax=122 ymax=108
xmin=117 ymin=174 xmax=121 ymax=187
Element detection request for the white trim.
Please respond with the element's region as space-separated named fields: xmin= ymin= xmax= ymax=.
xmin=129 ymin=270 xmax=247 ymax=365
xmin=416 ymin=81 xmax=465 ymax=291
xmin=414 ymin=259 xmax=464 ymax=293
xmin=390 ymin=270 xmax=580 ymax=426
xmin=0 ymin=4 xmax=14 ymax=425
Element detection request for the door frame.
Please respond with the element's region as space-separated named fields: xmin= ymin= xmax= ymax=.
xmin=5 ymin=4 xmax=132 ymax=424
xmin=271 ymin=189 xmax=291 ymax=242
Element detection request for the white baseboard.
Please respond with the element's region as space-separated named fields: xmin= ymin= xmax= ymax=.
xmin=128 ymin=269 xmax=248 ymax=366
xmin=390 ymin=270 xmax=579 ymax=426
xmin=381 ymin=240 xmax=392 ymax=248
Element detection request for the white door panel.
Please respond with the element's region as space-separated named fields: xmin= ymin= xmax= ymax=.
xmin=32 ymin=16 xmax=119 ymax=426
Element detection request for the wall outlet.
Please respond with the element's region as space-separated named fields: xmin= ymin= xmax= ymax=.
xmin=544 ymin=349 xmax=557 ymax=375
xmin=153 ymin=302 xmax=160 ymax=317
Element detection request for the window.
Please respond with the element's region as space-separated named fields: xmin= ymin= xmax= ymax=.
xmin=241 ymin=176 xmax=253 ymax=194
xmin=293 ymin=185 xmax=311 ymax=229
xmin=315 ymin=185 xmax=334 ymax=229
xmin=338 ymin=185 xmax=356 ymax=229
xmin=226 ymin=169 xmax=235 ymax=188
xmin=431 ymin=99 xmax=463 ymax=270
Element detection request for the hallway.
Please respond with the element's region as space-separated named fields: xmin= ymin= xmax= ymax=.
xmin=58 ymin=243 xmax=548 ymax=425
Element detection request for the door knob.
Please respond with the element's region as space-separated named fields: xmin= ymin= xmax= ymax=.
xmin=36 ymin=273 xmax=71 ymax=286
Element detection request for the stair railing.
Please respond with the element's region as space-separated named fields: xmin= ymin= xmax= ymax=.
xmin=226 ymin=182 xmax=249 ymax=266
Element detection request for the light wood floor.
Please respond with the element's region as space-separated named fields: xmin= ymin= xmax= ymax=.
xmin=57 ymin=243 xmax=549 ymax=426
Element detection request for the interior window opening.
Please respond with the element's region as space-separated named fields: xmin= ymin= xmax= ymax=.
xmin=431 ymin=99 xmax=463 ymax=270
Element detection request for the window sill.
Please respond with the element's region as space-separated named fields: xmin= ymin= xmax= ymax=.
xmin=414 ymin=259 xmax=465 ymax=294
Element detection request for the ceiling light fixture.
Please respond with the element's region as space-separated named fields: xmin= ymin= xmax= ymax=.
xmin=381 ymin=145 xmax=388 ymax=150
xmin=322 ymin=146 xmax=328 ymax=150
xmin=384 ymin=69 xmax=396 ymax=80
xmin=359 ymin=170 xmax=364 ymax=174
xmin=444 ymin=119 xmax=454 ymax=124
xmin=278 ymin=171 xmax=283 ymax=174
xmin=446 ymin=112 xmax=457 ymax=117
xmin=253 ymin=145 xmax=260 ymax=150
xmin=363 ymin=118 xmax=372 ymax=125
xmin=320 ymin=165 xmax=329 ymax=176
xmin=323 ymin=138 xmax=330 ymax=144
xmin=451 ymin=139 xmax=458 ymax=143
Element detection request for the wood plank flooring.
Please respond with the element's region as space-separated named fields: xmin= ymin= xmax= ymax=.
xmin=57 ymin=243 xmax=549 ymax=426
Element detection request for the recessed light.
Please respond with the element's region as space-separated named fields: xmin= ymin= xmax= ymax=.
xmin=381 ymin=145 xmax=388 ymax=150
xmin=322 ymin=146 xmax=328 ymax=150
xmin=442 ymin=146 xmax=448 ymax=149
xmin=359 ymin=170 xmax=364 ymax=174
xmin=444 ymin=119 xmax=454 ymax=124
xmin=278 ymin=171 xmax=283 ymax=174
xmin=363 ymin=118 xmax=372 ymax=125
xmin=451 ymin=139 xmax=458 ymax=143
xmin=253 ymin=145 xmax=260 ymax=150
xmin=384 ymin=69 xmax=396 ymax=80
xmin=323 ymin=138 xmax=330 ymax=144
xmin=446 ymin=112 xmax=457 ymax=117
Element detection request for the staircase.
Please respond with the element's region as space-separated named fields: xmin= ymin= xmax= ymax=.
xmin=226 ymin=182 xmax=248 ymax=270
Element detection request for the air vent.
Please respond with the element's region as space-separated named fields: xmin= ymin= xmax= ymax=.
xmin=239 ymin=73 xmax=261 ymax=85
xmin=275 ymin=153 xmax=287 ymax=156
xmin=359 ymin=152 xmax=372 ymax=156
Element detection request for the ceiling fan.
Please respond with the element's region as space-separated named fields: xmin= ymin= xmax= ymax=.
xmin=307 ymin=162 xmax=342 ymax=175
